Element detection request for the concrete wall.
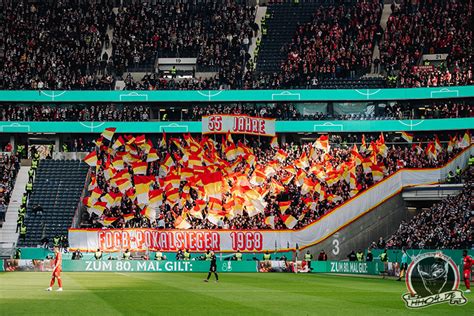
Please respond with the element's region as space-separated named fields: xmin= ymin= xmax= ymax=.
xmin=305 ymin=193 xmax=411 ymax=260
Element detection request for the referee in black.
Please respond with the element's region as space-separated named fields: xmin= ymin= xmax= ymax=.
xmin=204 ymin=251 xmax=218 ymax=282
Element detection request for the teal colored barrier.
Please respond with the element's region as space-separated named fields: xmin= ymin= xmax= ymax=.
xmin=62 ymin=260 xmax=257 ymax=273
xmin=1 ymin=117 xmax=473 ymax=134
xmin=0 ymin=87 xmax=473 ymax=102
xmin=313 ymin=261 xmax=379 ymax=275
xmin=0 ymin=260 xmax=3 ymax=272
xmin=19 ymin=248 xmax=53 ymax=260
xmin=369 ymin=249 xmax=473 ymax=273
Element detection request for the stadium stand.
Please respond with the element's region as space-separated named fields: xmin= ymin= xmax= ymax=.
xmin=1 ymin=0 xmax=470 ymax=90
xmin=383 ymin=176 xmax=473 ymax=249
xmin=380 ymin=0 xmax=473 ymax=87
xmin=17 ymin=160 xmax=88 ymax=247
xmin=0 ymin=104 xmax=150 ymax=121
xmin=1 ymin=99 xmax=472 ymax=123
xmin=2 ymin=0 xmax=113 ymax=90
xmin=78 ymin=131 xmax=469 ymax=230
xmin=0 ymin=154 xmax=20 ymax=223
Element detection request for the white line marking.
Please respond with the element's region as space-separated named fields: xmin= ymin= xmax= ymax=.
xmin=119 ymin=92 xmax=149 ymax=101
xmin=271 ymin=91 xmax=301 ymax=100
xmin=397 ymin=120 xmax=425 ymax=131
xmin=0 ymin=123 xmax=31 ymax=132
xmin=79 ymin=122 xmax=106 ymax=132
xmin=197 ymin=90 xmax=224 ymax=101
xmin=40 ymin=91 xmax=67 ymax=101
xmin=430 ymin=88 xmax=459 ymax=98
xmin=354 ymin=89 xmax=382 ymax=99
xmin=313 ymin=122 xmax=344 ymax=131
xmin=160 ymin=123 xmax=189 ymax=132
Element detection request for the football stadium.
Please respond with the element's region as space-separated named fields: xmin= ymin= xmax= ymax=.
xmin=0 ymin=0 xmax=473 ymax=315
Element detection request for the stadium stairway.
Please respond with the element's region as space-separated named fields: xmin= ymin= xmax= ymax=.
xmin=256 ymin=2 xmax=319 ymax=73
xmin=248 ymin=5 xmax=267 ymax=70
xmin=17 ymin=160 xmax=89 ymax=247
xmin=0 ymin=166 xmax=30 ymax=255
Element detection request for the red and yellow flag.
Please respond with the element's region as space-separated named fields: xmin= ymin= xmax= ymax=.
xmin=101 ymin=127 xmax=116 ymax=141
xmin=400 ymin=131 xmax=414 ymax=143
xmin=84 ymin=151 xmax=98 ymax=166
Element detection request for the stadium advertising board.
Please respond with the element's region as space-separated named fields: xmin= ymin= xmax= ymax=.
xmin=69 ymin=146 xmax=472 ymax=253
xmin=2 ymin=259 xmax=257 ymax=273
xmin=202 ymin=115 xmax=275 ymax=136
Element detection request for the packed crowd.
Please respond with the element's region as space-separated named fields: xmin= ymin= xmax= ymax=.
xmin=385 ymin=178 xmax=473 ymax=249
xmin=277 ymin=0 xmax=382 ymax=87
xmin=380 ymin=0 xmax=473 ymax=87
xmin=79 ymin=130 xmax=469 ymax=230
xmin=0 ymin=154 xmax=21 ymax=221
xmin=1 ymin=0 xmax=472 ymax=90
xmin=0 ymin=104 xmax=150 ymax=122
xmin=2 ymin=0 xmax=114 ymax=90
xmin=112 ymin=0 xmax=255 ymax=85
xmin=1 ymin=100 xmax=472 ymax=123
xmin=385 ymin=101 xmax=474 ymax=120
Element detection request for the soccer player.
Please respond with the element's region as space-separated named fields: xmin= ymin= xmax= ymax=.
xmin=462 ymin=250 xmax=473 ymax=293
xmin=397 ymin=248 xmax=408 ymax=281
xmin=204 ymin=251 xmax=218 ymax=283
xmin=47 ymin=246 xmax=63 ymax=291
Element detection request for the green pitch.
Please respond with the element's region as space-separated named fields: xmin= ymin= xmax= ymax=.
xmin=0 ymin=272 xmax=472 ymax=315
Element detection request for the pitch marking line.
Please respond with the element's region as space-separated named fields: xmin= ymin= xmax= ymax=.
xmin=354 ymin=89 xmax=382 ymax=100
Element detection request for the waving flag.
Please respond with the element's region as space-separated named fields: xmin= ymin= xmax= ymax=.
xmin=281 ymin=214 xmax=298 ymax=229
xmin=371 ymin=164 xmax=385 ymax=182
xmin=274 ymin=149 xmax=288 ymax=162
xmin=425 ymin=142 xmax=437 ymax=160
xmin=401 ymin=131 xmax=414 ymax=143
xmin=134 ymin=175 xmax=152 ymax=205
xmin=295 ymin=151 xmax=309 ymax=169
xmin=100 ymin=217 xmax=118 ymax=226
xmin=112 ymin=136 xmax=125 ymax=150
xmin=270 ymin=136 xmax=279 ymax=148
xmin=458 ymin=131 xmax=471 ymax=148
xmin=101 ymin=127 xmax=116 ymax=141
xmin=350 ymin=144 xmax=363 ymax=165
xmin=132 ymin=161 xmax=148 ymax=175
xmin=90 ymin=201 xmax=107 ymax=216
xmin=264 ymin=216 xmax=275 ymax=229
xmin=147 ymin=148 xmax=159 ymax=162
xmin=84 ymin=151 xmax=98 ymax=166
xmin=123 ymin=213 xmax=135 ymax=222
xmin=278 ymin=201 xmax=291 ymax=214
xmin=314 ymin=134 xmax=329 ymax=153
xmin=159 ymin=131 xmax=167 ymax=148
xmin=149 ymin=189 xmax=164 ymax=207
xmin=90 ymin=187 xmax=103 ymax=203
xmin=175 ymin=216 xmax=191 ymax=229
xmin=140 ymin=207 xmax=155 ymax=221
xmin=360 ymin=134 xmax=367 ymax=153
xmin=447 ymin=135 xmax=456 ymax=152
xmin=295 ymin=169 xmax=306 ymax=187
xmin=202 ymin=171 xmax=223 ymax=199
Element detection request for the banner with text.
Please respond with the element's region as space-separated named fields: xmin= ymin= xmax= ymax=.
xmin=2 ymin=259 xmax=257 ymax=273
xmin=69 ymin=146 xmax=471 ymax=252
xmin=202 ymin=115 xmax=275 ymax=136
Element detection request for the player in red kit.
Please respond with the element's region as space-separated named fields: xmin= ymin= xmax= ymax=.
xmin=462 ymin=250 xmax=473 ymax=293
xmin=46 ymin=247 xmax=63 ymax=291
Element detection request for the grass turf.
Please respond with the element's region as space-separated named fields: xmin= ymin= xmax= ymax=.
xmin=0 ymin=272 xmax=472 ymax=315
